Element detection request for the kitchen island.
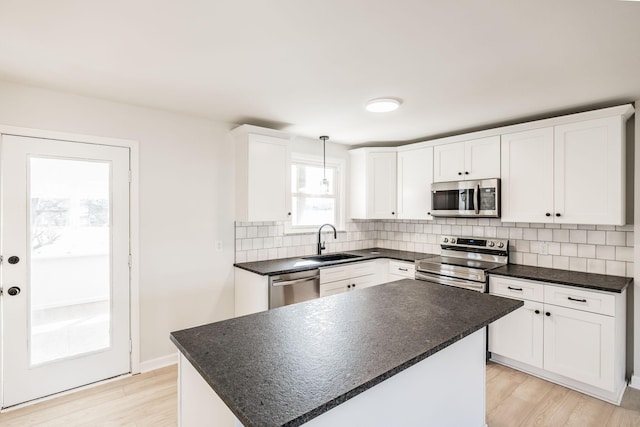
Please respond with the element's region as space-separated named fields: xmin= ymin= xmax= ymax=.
xmin=170 ymin=279 xmax=522 ymax=426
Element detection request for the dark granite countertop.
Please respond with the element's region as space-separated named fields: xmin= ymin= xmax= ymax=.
xmin=489 ymin=264 xmax=632 ymax=293
xmin=234 ymin=247 xmax=432 ymax=276
xmin=170 ymin=279 xmax=522 ymax=427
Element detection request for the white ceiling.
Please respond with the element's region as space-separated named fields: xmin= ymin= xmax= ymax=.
xmin=0 ymin=0 xmax=639 ymax=145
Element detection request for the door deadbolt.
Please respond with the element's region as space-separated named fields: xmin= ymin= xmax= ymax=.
xmin=8 ymin=256 xmax=20 ymax=264
xmin=7 ymin=286 xmax=21 ymax=296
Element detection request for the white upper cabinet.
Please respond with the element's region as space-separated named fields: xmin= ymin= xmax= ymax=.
xmin=433 ymin=136 xmax=500 ymax=182
xmin=554 ymin=116 xmax=625 ymax=225
xmin=433 ymin=141 xmax=465 ymax=182
xmin=397 ymin=147 xmax=433 ymax=220
xmin=233 ymin=125 xmax=291 ymax=222
xmin=350 ymin=148 xmax=397 ymax=219
xmin=501 ymin=115 xmax=626 ymax=225
xmin=501 ymin=127 xmax=555 ymax=223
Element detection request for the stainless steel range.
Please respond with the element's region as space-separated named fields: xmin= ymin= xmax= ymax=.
xmin=415 ymin=236 xmax=509 ymax=292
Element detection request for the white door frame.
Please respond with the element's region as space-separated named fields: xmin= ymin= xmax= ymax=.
xmin=0 ymin=124 xmax=141 ymax=405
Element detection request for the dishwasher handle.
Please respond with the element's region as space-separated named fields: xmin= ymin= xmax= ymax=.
xmin=271 ymin=275 xmax=320 ymax=287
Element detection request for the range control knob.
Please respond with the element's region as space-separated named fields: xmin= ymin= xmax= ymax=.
xmin=488 ymin=241 xmax=495 ymax=247
xmin=497 ymin=242 xmax=505 ymax=248
xmin=450 ymin=238 xmax=456 ymax=244
xmin=442 ymin=237 xmax=449 ymax=243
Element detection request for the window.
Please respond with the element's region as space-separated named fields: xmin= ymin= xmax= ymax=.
xmin=287 ymin=155 xmax=344 ymax=233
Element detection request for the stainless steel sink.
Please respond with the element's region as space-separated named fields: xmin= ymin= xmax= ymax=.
xmin=302 ymin=253 xmax=362 ymax=262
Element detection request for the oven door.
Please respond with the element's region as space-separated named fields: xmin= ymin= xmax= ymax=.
xmin=415 ymin=271 xmax=487 ymax=292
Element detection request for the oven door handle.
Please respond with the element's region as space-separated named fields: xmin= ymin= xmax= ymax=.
xmin=474 ymin=184 xmax=480 ymax=215
xmin=415 ymin=271 xmax=485 ymax=292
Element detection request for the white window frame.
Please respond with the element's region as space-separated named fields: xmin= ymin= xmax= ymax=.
xmin=285 ymin=153 xmax=346 ymax=234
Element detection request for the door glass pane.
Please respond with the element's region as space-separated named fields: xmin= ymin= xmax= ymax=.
xmin=29 ymin=157 xmax=111 ymax=365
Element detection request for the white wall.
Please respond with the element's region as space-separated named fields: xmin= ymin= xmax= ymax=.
xmin=634 ymin=100 xmax=640 ymax=386
xmin=0 ymin=80 xmax=236 ymax=363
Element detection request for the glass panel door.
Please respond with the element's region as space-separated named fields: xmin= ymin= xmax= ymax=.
xmin=2 ymin=134 xmax=130 ymax=408
xmin=29 ymin=157 xmax=111 ymax=365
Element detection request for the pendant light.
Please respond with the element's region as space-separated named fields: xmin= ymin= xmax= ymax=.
xmin=319 ymin=135 xmax=329 ymax=193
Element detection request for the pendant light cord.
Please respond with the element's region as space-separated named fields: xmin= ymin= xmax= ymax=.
xmin=320 ymin=135 xmax=329 ymax=182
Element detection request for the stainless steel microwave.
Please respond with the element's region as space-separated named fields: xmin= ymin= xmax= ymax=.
xmin=430 ymin=178 xmax=500 ymax=218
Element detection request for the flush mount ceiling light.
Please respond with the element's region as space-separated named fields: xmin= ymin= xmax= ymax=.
xmin=365 ymin=98 xmax=401 ymax=112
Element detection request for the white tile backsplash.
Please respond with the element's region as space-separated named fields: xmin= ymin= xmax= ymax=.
xmin=235 ymin=217 xmax=634 ymax=278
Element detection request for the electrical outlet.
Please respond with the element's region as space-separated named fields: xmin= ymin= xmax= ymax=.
xmin=540 ymin=242 xmax=548 ymax=256
xmin=216 ymin=240 xmax=223 ymax=252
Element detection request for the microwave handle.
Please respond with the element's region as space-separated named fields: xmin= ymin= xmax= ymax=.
xmin=474 ymin=184 xmax=480 ymax=214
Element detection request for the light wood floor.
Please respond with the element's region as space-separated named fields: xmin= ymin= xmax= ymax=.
xmin=2 ymin=362 xmax=640 ymax=426
xmin=487 ymin=362 xmax=640 ymax=426
xmin=0 ymin=365 xmax=177 ymax=427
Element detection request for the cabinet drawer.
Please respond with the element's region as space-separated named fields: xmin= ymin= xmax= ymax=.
xmin=320 ymin=261 xmax=375 ymax=284
xmin=489 ymin=276 xmax=544 ymax=302
xmin=319 ymin=275 xmax=377 ymax=297
xmin=544 ymin=284 xmax=615 ymax=316
xmin=388 ymin=260 xmax=415 ymax=278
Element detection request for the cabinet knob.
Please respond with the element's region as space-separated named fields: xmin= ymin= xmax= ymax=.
xmin=352 ymin=284 xmax=356 ymax=288
xmin=555 ymin=213 xmax=561 ymax=217
xmin=534 ymin=309 xmax=540 ymax=314
xmin=545 ymin=312 xmax=551 ymax=317
xmin=545 ymin=213 xmax=551 ymax=217
xmin=347 ymin=285 xmax=351 ymax=289
xmin=458 ymin=172 xmax=462 ymax=176
xmin=427 ymin=212 xmax=431 ymax=216
xmin=287 ymin=212 xmax=291 ymax=216
xmin=464 ymin=171 xmax=469 ymax=175
xmin=391 ymin=212 xmax=395 ymax=215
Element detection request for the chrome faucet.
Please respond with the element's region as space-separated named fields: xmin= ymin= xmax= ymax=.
xmin=317 ymin=223 xmax=337 ymax=255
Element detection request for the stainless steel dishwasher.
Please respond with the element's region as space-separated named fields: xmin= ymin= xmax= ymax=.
xmin=269 ymin=269 xmax=320 ymax=309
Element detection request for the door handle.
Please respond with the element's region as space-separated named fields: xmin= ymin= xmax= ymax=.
xmin=7 ymin=286 xmax=21 ymax=296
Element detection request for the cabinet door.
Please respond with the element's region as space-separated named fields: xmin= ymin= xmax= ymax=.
xmin=320 ymin=282 xmax=349 ymax=297
xmin=349 ymin=274 xmax=377 ymax=290
xmin=367 ymin=152 xmax=397 ymax=219
xmin=464 ymin=136 xmax=501 ymax=179
xmin=500 ymin=127 xmax=554 ymax=223
xmin=543 ymin=304 xmax=615 ymax=391
xmin=397 ymin=147 xmax=433 ymax=220
xmin=433 ymin=142 xmax=465 ymax=182
xmin=247 ymin=134 xmax=291 ymax=221
xmin=554 ymin=116 xmax=625 ymax=225
xmin=488 ymin=300 xmax=543 ymax=368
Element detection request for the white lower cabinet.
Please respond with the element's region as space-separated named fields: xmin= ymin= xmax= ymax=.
xmin=488 ymin=299 xmax=543 ymax=369
xmin=387 ymin=260 xmax=415 ymax=282
xmin=543 ymin=304 xmax=615 ymax=391
xmin=489 ymin=275 xmax=626 ymax=404
xmin=319 ymin=260 xmax=382 ymax=297
xmin=320 ymin=274 xmax=377 ymax=297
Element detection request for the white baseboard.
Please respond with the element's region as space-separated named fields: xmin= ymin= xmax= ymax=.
xmin=629 ymin=374 xmax=640 ymax=390
xmin=139 ymin=352 xmax=178 ymax=373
